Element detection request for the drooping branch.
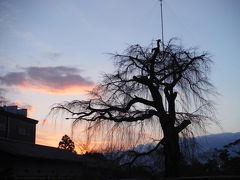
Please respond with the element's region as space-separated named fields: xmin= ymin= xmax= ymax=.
xmin=87 ymin=96 xmax=155 ymax=113
xmin=50 ymin=39 xmax=217 ymax=169
xmin=121 ymin=119 xmax=191 ymax=167
xmin=78 ymin=109 xmax=157 ymax=123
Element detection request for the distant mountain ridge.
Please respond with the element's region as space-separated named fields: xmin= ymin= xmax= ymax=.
xmin=195 ymin=132 xmax=240 ymax=152
xmin=121 ymin=132 xmax=240 ymax=155
xmin=105 ymin=132 xmax=240 ymax=170
xmin=132 ymin=132 xmax=240 ymax=153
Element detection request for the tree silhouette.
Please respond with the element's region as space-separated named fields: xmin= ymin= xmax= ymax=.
xmin=58 ymin=134 xmax=76 ymax=153
xmin=52 ymin=39 xmax=216 ymax=177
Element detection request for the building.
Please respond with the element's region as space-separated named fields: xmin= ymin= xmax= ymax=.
xmin=0 ymin=106 xmax=38 ymax=143
xmin=0 ymin=138 xmax=84 ymax=179
xmin=0 ymin=106 xmax=113 ymax=179
xmin=0 ymin=138 xmax=112 ymax=179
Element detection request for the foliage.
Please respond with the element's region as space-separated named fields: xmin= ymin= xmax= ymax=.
xmin=58 ymin=134 xmax=76 ymax=153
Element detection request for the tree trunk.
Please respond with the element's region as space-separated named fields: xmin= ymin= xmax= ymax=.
xmin=163 ymin=127 xmax=180 ymax=177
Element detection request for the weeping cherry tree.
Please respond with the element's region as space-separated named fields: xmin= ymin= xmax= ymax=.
xmin=52 ymin=39 xmax=217 ymax=177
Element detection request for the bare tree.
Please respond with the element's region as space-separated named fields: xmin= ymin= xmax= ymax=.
xmin=52 ymin=39 xmax=216 ymax=177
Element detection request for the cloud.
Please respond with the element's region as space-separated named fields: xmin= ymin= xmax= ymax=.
xmin=0 ymin=88 xmax=10 ymax=106
xmin=0 ymin=87 xmax=7 ymax=95
xmin=0 ymin=96 xmax=8 ymax=106
xmin=46 ymin=52 xmax=62 ymax=61
xmin=0 ymin=92 xmax=34 ymax=117
xmin=0 ymin=66 xmax=94 ymax=95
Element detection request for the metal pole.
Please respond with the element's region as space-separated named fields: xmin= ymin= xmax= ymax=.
xmin=159 ymin=0 xmax=167 ymax=110
xmin=160 ymin=0 xmax=164 ymax=46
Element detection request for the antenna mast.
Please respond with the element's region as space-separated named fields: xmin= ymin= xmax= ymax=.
xmin=159 ymin=0 xmax=167 ymax=110
xmin=160 ymin=0 xmax=164 ymax=46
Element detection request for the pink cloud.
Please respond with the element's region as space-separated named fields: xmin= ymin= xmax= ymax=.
xmin=0 ymin=66 xmax=94 ymax=95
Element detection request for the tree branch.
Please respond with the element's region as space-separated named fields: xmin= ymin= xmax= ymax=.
xmin=121 ymin=119 xmax=191 ymax=167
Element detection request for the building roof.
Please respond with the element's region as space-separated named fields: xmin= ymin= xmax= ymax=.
xmin=0 ymin=108 xmax=38 ymax=124
xmin=0 ymin=138 xmax=80 ymax=162
xmin=0 ymin=138 xmax=112 ymax=168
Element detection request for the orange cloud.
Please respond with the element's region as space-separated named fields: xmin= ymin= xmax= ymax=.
xmin=0 ymin=66 xmax=94 ymax=95
xmin=17 ymin=83 xmax=93 ymax=95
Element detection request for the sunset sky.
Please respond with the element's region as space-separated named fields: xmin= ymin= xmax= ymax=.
xmin=0 ymin=0 xmax=239 ymax=149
